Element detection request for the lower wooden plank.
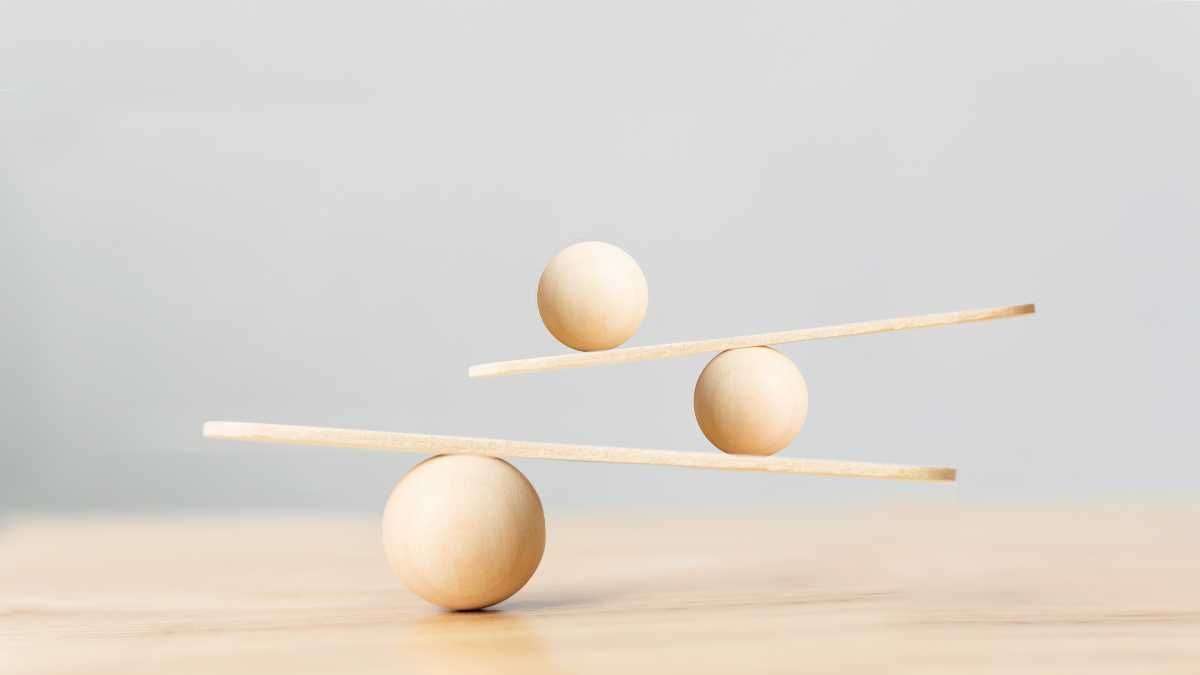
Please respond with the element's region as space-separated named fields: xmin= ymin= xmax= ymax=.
xmin=203 ymin=421 xmax=956 ymax=482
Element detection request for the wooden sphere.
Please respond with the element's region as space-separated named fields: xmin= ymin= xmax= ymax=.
xmin=382 ymin=455 xmax=545 ymax=610
xmin=693 ymin=346 xmax=809 ymax=456
xmin=537 ymin=241 xmax=648 ymax=351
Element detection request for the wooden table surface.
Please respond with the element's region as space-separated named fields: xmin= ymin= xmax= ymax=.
xmin=3 ymin=504 xmax=1198 ymax=674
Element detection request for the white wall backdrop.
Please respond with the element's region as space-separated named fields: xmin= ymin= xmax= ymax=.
xmin=3 ymin=2 xmax=1198 ymax=511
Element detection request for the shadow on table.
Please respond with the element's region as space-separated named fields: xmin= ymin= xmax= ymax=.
xmin=397 ymin=610 xmax=563 ymax=675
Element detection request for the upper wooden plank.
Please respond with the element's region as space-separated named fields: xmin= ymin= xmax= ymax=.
xmin=469 ymin=303 xmax=1035 ymax=378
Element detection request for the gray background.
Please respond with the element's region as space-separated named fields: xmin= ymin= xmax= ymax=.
xmin=4 ymin=2 xmax=1198 ymax=513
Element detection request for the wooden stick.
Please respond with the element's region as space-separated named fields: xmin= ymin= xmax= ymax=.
xmin=469 ymin=303 xmax=1035 ymax=378
xmin=203 ymin=421 xmax=956 ymax=482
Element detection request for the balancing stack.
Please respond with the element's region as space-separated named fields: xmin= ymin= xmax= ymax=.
xmin=387 ymin=241 xmax=818 ymax=608
xmin=205 ymin=240 xmax=1034 ymax=611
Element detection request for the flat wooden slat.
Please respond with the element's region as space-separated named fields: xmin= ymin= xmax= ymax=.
xmin=469 ymin=303 xmax=1035 ymax=378
xmin=203 ymin=421 xmax=956 ymax=482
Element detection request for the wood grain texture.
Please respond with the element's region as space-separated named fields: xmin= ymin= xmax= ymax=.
xmin=3 ymin=505 xmax=1198 ymax=674
xmin=537 ymin=241 xmax=649 ymax=351
xmin=693 ymin=346 xmax=808 ymax=456
xmin=469 ymin=303 xmax=1036 ymax=378
xmin=203 ymin=421 xmax=956 ymax=482
xmin=382 ymin=455 xmax=545 ymax=610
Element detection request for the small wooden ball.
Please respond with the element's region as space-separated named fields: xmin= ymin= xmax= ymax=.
xmin=537 ymin=241 xmax=648 ymax=351
xmin=382 ymin=455 xmax=545 ymax=610
xmin=693 ymin=346 xmax=809 ymax=456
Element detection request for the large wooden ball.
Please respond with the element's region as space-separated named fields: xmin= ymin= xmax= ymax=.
xmin=382 ymin=455 xmax=545 ymax=610
xmin=693 ymin=346 xmax=809 ymax=456
xmin=537 ymin=241 xmax=648 ymax=351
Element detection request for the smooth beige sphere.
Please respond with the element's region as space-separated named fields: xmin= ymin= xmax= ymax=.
xmin=537 ymin=241 xmax=649 ymax=351
xmin=694 ymin=346 xmax=809 ymax=456
xmin=382 ymin=455 xmax=545 ymax=610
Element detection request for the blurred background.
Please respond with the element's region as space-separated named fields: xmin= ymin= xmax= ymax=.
xmin=3 ymin=2 xmax=1197 ymax=513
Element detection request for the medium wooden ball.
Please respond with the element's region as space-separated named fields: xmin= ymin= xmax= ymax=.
xmin=382 ymin=455 xmax=545 ymax=610
xmin=537 ymin=241 xmax=649 ymax=351
xmin=693 ymin=346 xmax=809 ymax=456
